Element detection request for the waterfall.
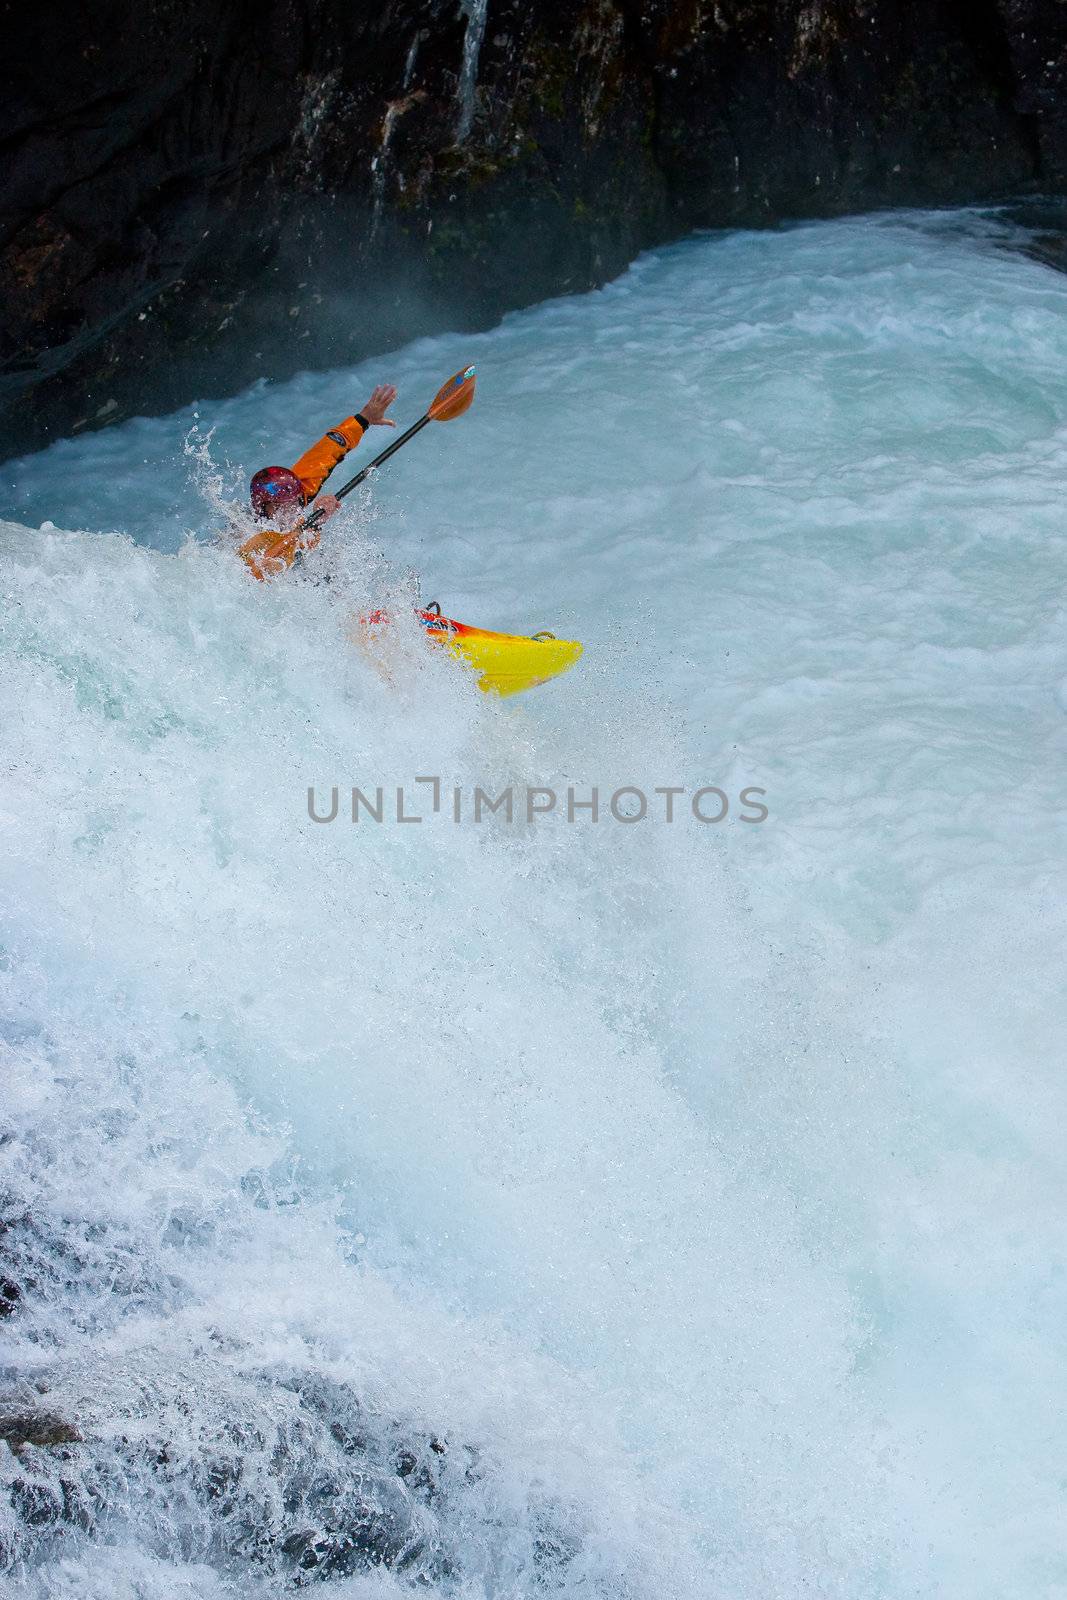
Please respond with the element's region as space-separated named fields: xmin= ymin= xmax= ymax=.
xmin=370 ymin=101 xmax=402 ymax=233
xmin=403 ymin=31 xmax=421 ymax=89
xmin=456 ymin=0 xmax=488 ymax=140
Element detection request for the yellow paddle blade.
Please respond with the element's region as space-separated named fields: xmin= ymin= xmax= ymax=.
xmin=428 ymin=365 xmax=476 ymax=421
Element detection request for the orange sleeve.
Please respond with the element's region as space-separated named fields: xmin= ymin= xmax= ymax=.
xmin=291 ymin=416 xmax=366 ymax=501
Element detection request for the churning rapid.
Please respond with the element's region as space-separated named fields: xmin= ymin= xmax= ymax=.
xmin=2 ymin=209 xmax=1066 ymax=1599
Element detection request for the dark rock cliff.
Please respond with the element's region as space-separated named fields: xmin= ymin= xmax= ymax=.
xmin=2 ymin=0 xmax=1064 ymax=458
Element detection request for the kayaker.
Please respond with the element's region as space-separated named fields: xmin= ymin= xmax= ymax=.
xmin=248 ymin=383 xmax=399 ymax=530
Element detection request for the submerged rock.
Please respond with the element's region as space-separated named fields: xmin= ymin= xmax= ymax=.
xmin=0 ymin=1409 xmax=82 ymax=1451
xmin=0 ymin=1359 xmax=577 ymax=1590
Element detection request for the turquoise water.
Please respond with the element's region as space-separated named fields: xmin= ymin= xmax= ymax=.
xmin=2 ymin=209 xmax=1066 ymax=1597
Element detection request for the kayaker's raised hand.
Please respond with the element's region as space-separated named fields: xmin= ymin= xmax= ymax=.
xmin=360 ymin=384 xmax=398 ymax=428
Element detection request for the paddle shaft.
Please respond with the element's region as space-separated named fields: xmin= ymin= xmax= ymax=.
xmin=304 ymin=413 xmax=431 ymax=529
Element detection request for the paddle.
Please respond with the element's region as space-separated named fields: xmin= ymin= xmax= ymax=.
xmin=239 ymin=364 xmax=476 ymax=579
xmin=303 ymin=363 xmax=477 ymax=531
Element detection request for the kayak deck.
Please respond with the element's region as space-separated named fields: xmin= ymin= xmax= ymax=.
xmin=362 ymin=608 xmax=583 ymax=697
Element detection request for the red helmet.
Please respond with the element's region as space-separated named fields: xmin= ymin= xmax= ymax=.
xmin=250 ymin=466 xmax=305 ymax=519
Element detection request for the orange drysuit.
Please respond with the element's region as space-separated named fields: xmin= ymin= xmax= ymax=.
xmin=239 ymin=414 xmax=368 ymax=580
xmin=290 ymin=414 xmax=367 ymax=502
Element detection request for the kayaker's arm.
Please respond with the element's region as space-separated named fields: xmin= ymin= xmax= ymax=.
xmin=291 ymin=385 xmax=398 ymax=501
xmin=240 ymin=370 xmax=481 ymax=584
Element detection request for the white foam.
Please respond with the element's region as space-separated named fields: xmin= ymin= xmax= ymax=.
xmin=2 ymin=209 xmax=1066 ymax=1597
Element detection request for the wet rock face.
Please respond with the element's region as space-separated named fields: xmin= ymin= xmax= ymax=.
xmin=0 ymin=0 xmax=1060 ymax=456
xmin=997 ymin=0 xmax=1067 ymax=185
xmin=651 ymin=0 xmax=1039 ymax=221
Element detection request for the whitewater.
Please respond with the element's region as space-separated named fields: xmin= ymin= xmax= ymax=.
xmin=2 ymin=207 xmax=1066 ymax=1599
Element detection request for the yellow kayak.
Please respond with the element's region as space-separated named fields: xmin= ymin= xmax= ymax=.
xmin=362 ymin=606 xmax=583 ymax=697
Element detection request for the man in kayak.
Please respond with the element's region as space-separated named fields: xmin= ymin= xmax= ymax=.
xmin=240 ymin=382 xmax=398 ymax=578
